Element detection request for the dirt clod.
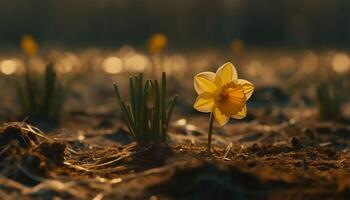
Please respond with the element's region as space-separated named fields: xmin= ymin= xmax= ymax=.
xmin=0 ymin=122 xmax=41 ymax=148
xmin=34 ymin=142 xmax=66 ymax=165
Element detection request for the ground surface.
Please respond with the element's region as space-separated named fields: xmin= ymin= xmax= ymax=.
xmin=0 ymin=48 xmax=350 ymax=200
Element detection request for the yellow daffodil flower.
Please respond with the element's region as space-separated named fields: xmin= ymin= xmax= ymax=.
xmin=194 ymin=62 xmax=254 ymax=125
xmin=21 ymin=35 xmax=38 ymax=56
xmin=193 ymin=62 xmax=254 ymax=152
xmin=148 ymin=33 xmax=167 ymax=54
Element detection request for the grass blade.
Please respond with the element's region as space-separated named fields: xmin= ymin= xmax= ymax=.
xmin=113 ymin=73 xmax=177 ymax=144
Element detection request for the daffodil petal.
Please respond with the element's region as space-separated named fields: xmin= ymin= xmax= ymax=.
xmin=194 ymin=72 xmax=217 ymax=94
xmin=237 ymin=79 xmax=254 ymax=99
xmin=214 ymin=106 xmax=229 ymax=126
xmin=194 ymin=93 xmax=215 ymax=113
xmin=215 ymin=62 xmax=238 ymax=86
xmin=231 ymin=105 xmax=247 ymax=119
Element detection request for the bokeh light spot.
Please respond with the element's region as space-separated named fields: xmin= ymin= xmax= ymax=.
xmin=124 ymin=54 xmax=149 ymax=73
xmin=0 ymin=60 xmax=18 ymax=75
xmin=103 ymin=57 xmax=123 ymax=74
xmin=332 ymin=53 xmax=350 ymax=74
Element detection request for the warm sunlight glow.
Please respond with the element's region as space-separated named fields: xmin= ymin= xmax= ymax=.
xmin=118 ymin=45 xmax=136 ymax=57
xmin=28 ymin=58 xmax=45 ymax=73
xmin=246 ymin=61 xmax=263 ymax=78
xmin=163 ymin=55 xmax=187 ymax=77
xmin=124 ymin=54 xmax=148 ymax=72
xmin=103 ymin=57 xmax=123 ymax=74
xmin=0 ymin=60 xmax=18 ymax=75
xmin=332 ymin=53 xmax=350 ymax=74
xmin=301 ymin=51 xmax=318 ymax=74
xmin=57 ymin=53 xmax=81 ymax=73
xmin=278 ymin=56 xmax=296 ymax=74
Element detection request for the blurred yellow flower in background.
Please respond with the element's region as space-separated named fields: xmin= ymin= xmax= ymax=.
xmin=21 ymin=35 xmax=38 ymax=56
xmin=231 ymin=39 xmax=244 ymax=53
xmin=194 ymin=62 xmax=254 ymax=126
xmin=148 ymin=33 xmax=167 ymax=54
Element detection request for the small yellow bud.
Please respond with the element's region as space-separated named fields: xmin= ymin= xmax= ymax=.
xmin=21 ymin=35 xmax=38 ymax=56
xmin=230 ymin=39 xmax=244 ymax=54
xmin=148 ymin=33 xmax=167 ymax=54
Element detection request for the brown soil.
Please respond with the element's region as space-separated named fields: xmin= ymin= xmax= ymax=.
xmin=0 ymin=119 xmax=349 ymax=200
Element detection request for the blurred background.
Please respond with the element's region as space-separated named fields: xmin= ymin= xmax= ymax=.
xmin=1 ymin=0 xmax=350 ymax=48
xmin=0 ymin=0 xmax=350 ymax=123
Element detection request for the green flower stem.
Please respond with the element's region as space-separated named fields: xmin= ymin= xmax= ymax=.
xmin=207 ymin=112 xmax=214 ymax=153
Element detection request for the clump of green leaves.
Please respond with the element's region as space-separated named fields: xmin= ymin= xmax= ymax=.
xmin=113 ymin=73 xmax=177 ymax=144
xmin=316 ymin=80 xmax=342 ymax=121
xmin=17 ymin=63 xmax=64 ymax=124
